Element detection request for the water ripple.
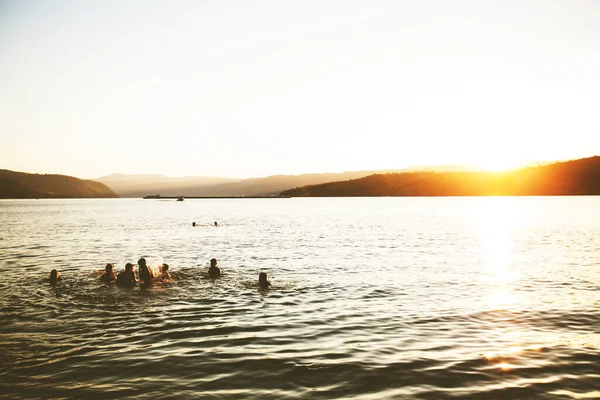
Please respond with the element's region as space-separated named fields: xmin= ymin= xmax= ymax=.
xmin=1 ymin=198 xmax=600 ymax=398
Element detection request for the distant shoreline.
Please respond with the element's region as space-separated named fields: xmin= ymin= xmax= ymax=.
xmin=142 ymin=195 xmax=291 ymax=199
xmin=2 ymin=194 xmax=600 ymax=200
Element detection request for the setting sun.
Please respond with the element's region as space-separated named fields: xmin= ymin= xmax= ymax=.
xmin=473 ymin=156 xmax=530 ymax=172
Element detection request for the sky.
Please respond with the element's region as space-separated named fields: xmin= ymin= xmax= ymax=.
xmin=1 ymin=0 xmax=599 ymax=179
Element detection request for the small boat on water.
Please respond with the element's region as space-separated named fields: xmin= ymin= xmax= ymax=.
xmin=177 ymin=196 xmax=184 ymax=201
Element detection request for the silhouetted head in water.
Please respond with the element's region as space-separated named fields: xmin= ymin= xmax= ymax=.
xmin=259 ymin=272 xmax=271 ymax=288
xmin=116 ymin=263 xmax=137 ymax=287
xmin=49 ymin=269 xmax=60 ymax=284
xmin=101 ymin=263 xmax=117 ymax=283
xmin=125 ymin=262 xmax=136 ymax=278
xmin=192 ymin=222 xmax=196 ymax=227
xmin=138 ymin=258 xmax=146 ymax=277
xmin=214 ymin=221 xmax=218 ymax=226
xmin=160 ymin=263 xmax=171 ymax=280
xmin=138 ymin=258 xmax=154 ymax=287
xmin=208 ymin=258 xmax=221 ymax=278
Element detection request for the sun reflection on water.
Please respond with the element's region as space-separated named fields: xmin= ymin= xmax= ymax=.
xmin=475 ymin=197 xmax=524 ymax=308
xmin=497 ymin=362 xmax=514 ymax=371
xmin=475 ymin=198 xmax=533 ymax=371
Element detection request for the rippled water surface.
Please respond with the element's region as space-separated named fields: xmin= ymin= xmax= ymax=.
xmin=1 ymin=197 xmax=599 ymax=399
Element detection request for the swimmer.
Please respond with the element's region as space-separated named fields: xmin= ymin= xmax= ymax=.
xmin=100 ymin=263 xmax=117 ymax=283
xmin=49 ymin=269 xmax=62 ymax=285
xmin=208 ymin=258 xmax=221 ymax=278
xmin=138 ymin=258 xmax=155 ymax=288
xmin=258 ymin=272 xmax=271 ymax=288
xmin=192 ymin=222 xmax=196 ymax=227
xmin=116 ymin=263 xmax=138 ymax=287
xmin=159 ymin=263 xmax=171 ymax=281
xmin=214 ymin=221 xmax=218 ymax=226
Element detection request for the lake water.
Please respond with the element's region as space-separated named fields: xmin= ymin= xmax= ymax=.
xmin=1 ymin=197 xmax=599 ymax=399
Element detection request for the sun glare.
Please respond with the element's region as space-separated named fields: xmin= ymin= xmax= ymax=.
xmin=474 ymin=158 xmax=523 ymax=172
xmin=475 ymin=197 xmax=525 ymax=308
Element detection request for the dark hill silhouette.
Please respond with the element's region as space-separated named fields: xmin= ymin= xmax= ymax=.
xmin=0 ymin=169 xmax=118 ymax=199
xmin=280 ymin=157 xmax=600 ymax=197
xmin=97 ymin=166 xmax=481 ymax=198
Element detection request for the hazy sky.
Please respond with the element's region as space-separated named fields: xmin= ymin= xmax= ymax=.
xmin=1 ymin=0 xmax=599 ymax=178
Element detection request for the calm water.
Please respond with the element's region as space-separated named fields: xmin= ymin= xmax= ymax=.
xmin=1 ymin=197 xmax=599 ymax=399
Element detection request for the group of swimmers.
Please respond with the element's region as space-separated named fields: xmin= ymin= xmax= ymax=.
xmin=100 ymin=257 xmax=172 ymax=288
xmin=48 ymin=257 xmax=272 ymax=289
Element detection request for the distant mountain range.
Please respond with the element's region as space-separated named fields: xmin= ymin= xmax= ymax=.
xmin=280 ymin=157 xmax=600 ymax=197
xmin=0 ymin=169 xmax=117 ymax=199
xmin=96 ymin=173 xmax=238 ymax=198
xmin=1 ymin=159 xmax=578 ymax=199
xmin=96 ymin=165 xmax=481 ymax=198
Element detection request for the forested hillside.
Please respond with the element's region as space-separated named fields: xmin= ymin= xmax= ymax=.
xmin=280 ymin=157 xmax=600 ymax=197
xmin=0 ymin=169 xmax=118 ymax=198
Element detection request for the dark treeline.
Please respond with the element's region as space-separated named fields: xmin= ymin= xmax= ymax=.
xmin=280 ymin=156 xmax=600 ymax=197
xmin=0 ymin=169 xmax=118 ymax=199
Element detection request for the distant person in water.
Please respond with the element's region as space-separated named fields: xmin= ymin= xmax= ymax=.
xmin=208 ymin=258 xmax=221 ymax=278
xmin=258 ymin=272 xmax=271 ymax=288
xmin=138 ymin=258 xmax=155 ymax=288
xmin=100 ymin=263 xmax=117 ymax=283
xmin=159 ymin=263 xmax=171 ymax=281
xmin=192 ymin=222 xmax=196 ymax=227
xmin=49 ymin=269 xmax=62 ymax=284
xmin=116 ymin=263 xmax=137 ymax=287
xmin=214 ymin=221 xmax=218 ymax=226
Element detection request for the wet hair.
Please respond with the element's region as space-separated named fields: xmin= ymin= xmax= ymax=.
xmin=259 ymin=272 xmax=268 ymax=284
xmin=138 ymin=260 xmax=154 ymax=279
xmin=50 ymin=269 xmax=59 ymax=280
xmin=162 ymin=263 xmax=169 ymax=272
xmin=210 ymin=258 xmax=217 ymax=267
xmin=105 ymin=263 xmax=114 ymax=272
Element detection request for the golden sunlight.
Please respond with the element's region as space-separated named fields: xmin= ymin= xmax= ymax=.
xmin=477 ymin=198 xmax=515 ymax=272
xmin=497 ymin=362 xmax=514 ymax=371
xmin=474 ymin=157 xmax=523 ymax=172
xmin=475 ymin=197 xmax=524 ymax=307
xmin=487 ymin=290 xmax=520 ymax=307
